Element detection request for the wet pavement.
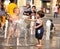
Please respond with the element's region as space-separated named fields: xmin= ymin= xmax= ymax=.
xmin=0 ymin=16 xmax=60 ymax=49
xmin=0 ymin=34 xmax=60 ymax=49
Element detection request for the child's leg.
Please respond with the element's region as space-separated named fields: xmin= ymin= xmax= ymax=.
xmin=15 ymin=29 xmax=21 ymax=46
xmin=39 ymin=39 xmax=42 ymax=46
xmin=6 ymin=29 xmax=12 ymax=45
xmin=38 ymin=39 xmax=40 ymax=44
xmin=15 ymin=29 xmax=19 ymax=37
xmin=37 ymin=39 xmax=42 ymax=46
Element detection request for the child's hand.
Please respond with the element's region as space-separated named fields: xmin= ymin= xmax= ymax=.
xmin=33 ymin=26 xmax=37 ymax=29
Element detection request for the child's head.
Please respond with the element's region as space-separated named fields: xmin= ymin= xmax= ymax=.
xmin=49 ymin=19 xmax=53 ymax=22
xmin=13 ymin=7 xmax=20 ymax=15
xmin=36 ymin=10 xmax=45 ymax=18
xmin=32 ymin=6 xmax=36 ymax=11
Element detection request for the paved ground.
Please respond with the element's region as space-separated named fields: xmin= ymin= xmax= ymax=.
xmin=0 ymin=15 xmax=60 ymax=49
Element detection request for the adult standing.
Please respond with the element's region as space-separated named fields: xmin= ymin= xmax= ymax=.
xmin=54 ymin=4 xmax=59 ymax=18
xmin=6 ymin=0 xmax=17 ymax=16
xmin=23 ymin=2 xmax=31 ymax=16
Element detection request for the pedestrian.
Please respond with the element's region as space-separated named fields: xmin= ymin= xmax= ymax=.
xmin=26 ymin=10 xmax=45 ymax=46
xmin=6 ymin=0 xmax=17 ymax=16
xmin=54 ymin=4 xmax=59 ymax=18
xmin=23 ymin=2 xmax=31 ymax=16
xmin=29 ymin=6 xmax=36 ymax=18
xmin=6 ymin=7 xmax=20 ymax=46
xmin=29 ymin=6 xmax=36 ymax=34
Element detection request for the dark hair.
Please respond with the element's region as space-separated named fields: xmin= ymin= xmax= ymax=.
xmin=10 ymin=0 xmax=14 ymax=3
xmin=50 ymin=19 xmax=53 ymax=22
xmin=37 ymin=10 xmax=45 ymax=18
xmin=32 ymin=6 xmax=36 ymax=9
xmin=56 ymin=4 xmax=58 ymax=6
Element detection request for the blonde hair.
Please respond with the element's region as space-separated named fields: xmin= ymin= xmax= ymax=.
xmin=13 ymin=7 xmax=19 ymax=13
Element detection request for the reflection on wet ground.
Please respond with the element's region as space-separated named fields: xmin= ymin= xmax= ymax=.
xmin=0 ymin=34 xmax=60 ymax=49
xmin=0 ymin=17 xmax=60 ymax=49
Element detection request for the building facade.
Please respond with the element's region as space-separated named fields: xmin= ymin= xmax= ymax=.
xmin=17 ymin=0 xmax=60 ymax=14
xmin=1 ymin=0 xmax=60 ymax=13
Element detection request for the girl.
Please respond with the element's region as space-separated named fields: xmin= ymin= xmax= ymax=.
xmin=27 ymin=10 xmax=44 ymax=46
xmin=6 ymin=7 xmax=20 ymax=46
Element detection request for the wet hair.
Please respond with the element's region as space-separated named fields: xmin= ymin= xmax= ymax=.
xmin=10 ymin=0 xmax=14 ymax=3
xmin=32 ymin=6 xmax=36 ymax=9
xmin=50 ymin=19 xmax=53 ymax=22
xmin=37 ymin=10 xmax=45 ymax=18
xmin=13 ymin=7 xmax=19 ymax=13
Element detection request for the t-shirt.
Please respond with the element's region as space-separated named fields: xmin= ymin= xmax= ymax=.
xmin=7 ymin=3 xmax=17 ymax=16
xmin=54 ymin=6 xmax=58 ymax=12
xmin=29 ymin=11 xmax=36 ymax=16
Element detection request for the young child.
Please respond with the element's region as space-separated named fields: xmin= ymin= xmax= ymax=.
xmin=6 ymin=7 xmax=20 ymax=46
xmin=50 ymin=19 xmax=56 ymax=38
xmin=50 ymin=19 xmax=55 ymax=31
xmin=29 ymin=6 xmax=36 ymax=18
xmin=27 ymin=10 xmax=45 ymax=46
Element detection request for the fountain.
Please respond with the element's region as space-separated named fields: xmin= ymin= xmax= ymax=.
xmin=4 ymin=6 xmax=35 ymax=47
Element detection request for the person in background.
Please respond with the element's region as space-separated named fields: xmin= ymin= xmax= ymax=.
xmin=6 ymin=0 xmax=17 ymax=16
xmin=54 ymin=4 xmax=59 ymax=18
xmin=29 ymin=6 xmax=36 ymax=18
xmin=50 ymin=19 xmax=56 ymax=39
xmin=23 ymin=2 xmax=31 ymax=16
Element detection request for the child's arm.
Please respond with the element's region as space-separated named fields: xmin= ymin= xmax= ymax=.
xmin=28 ymin=19 xmax=36 ymax=22
xmin=26 ymin=17 xmax=36 ymax=22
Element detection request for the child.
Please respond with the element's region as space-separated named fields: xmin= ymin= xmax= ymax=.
xmin=27 ymin=10 xmax=45 ymax=46
xmin=50 ymin=19 xmax=56 ymax=38
xmin=6 ymin=7 xmax=20 ymax=46
xmin=50 ymin=19 xmax=55 ymax=32
xmin=29 ymin=6 xmax=36 ymax=18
